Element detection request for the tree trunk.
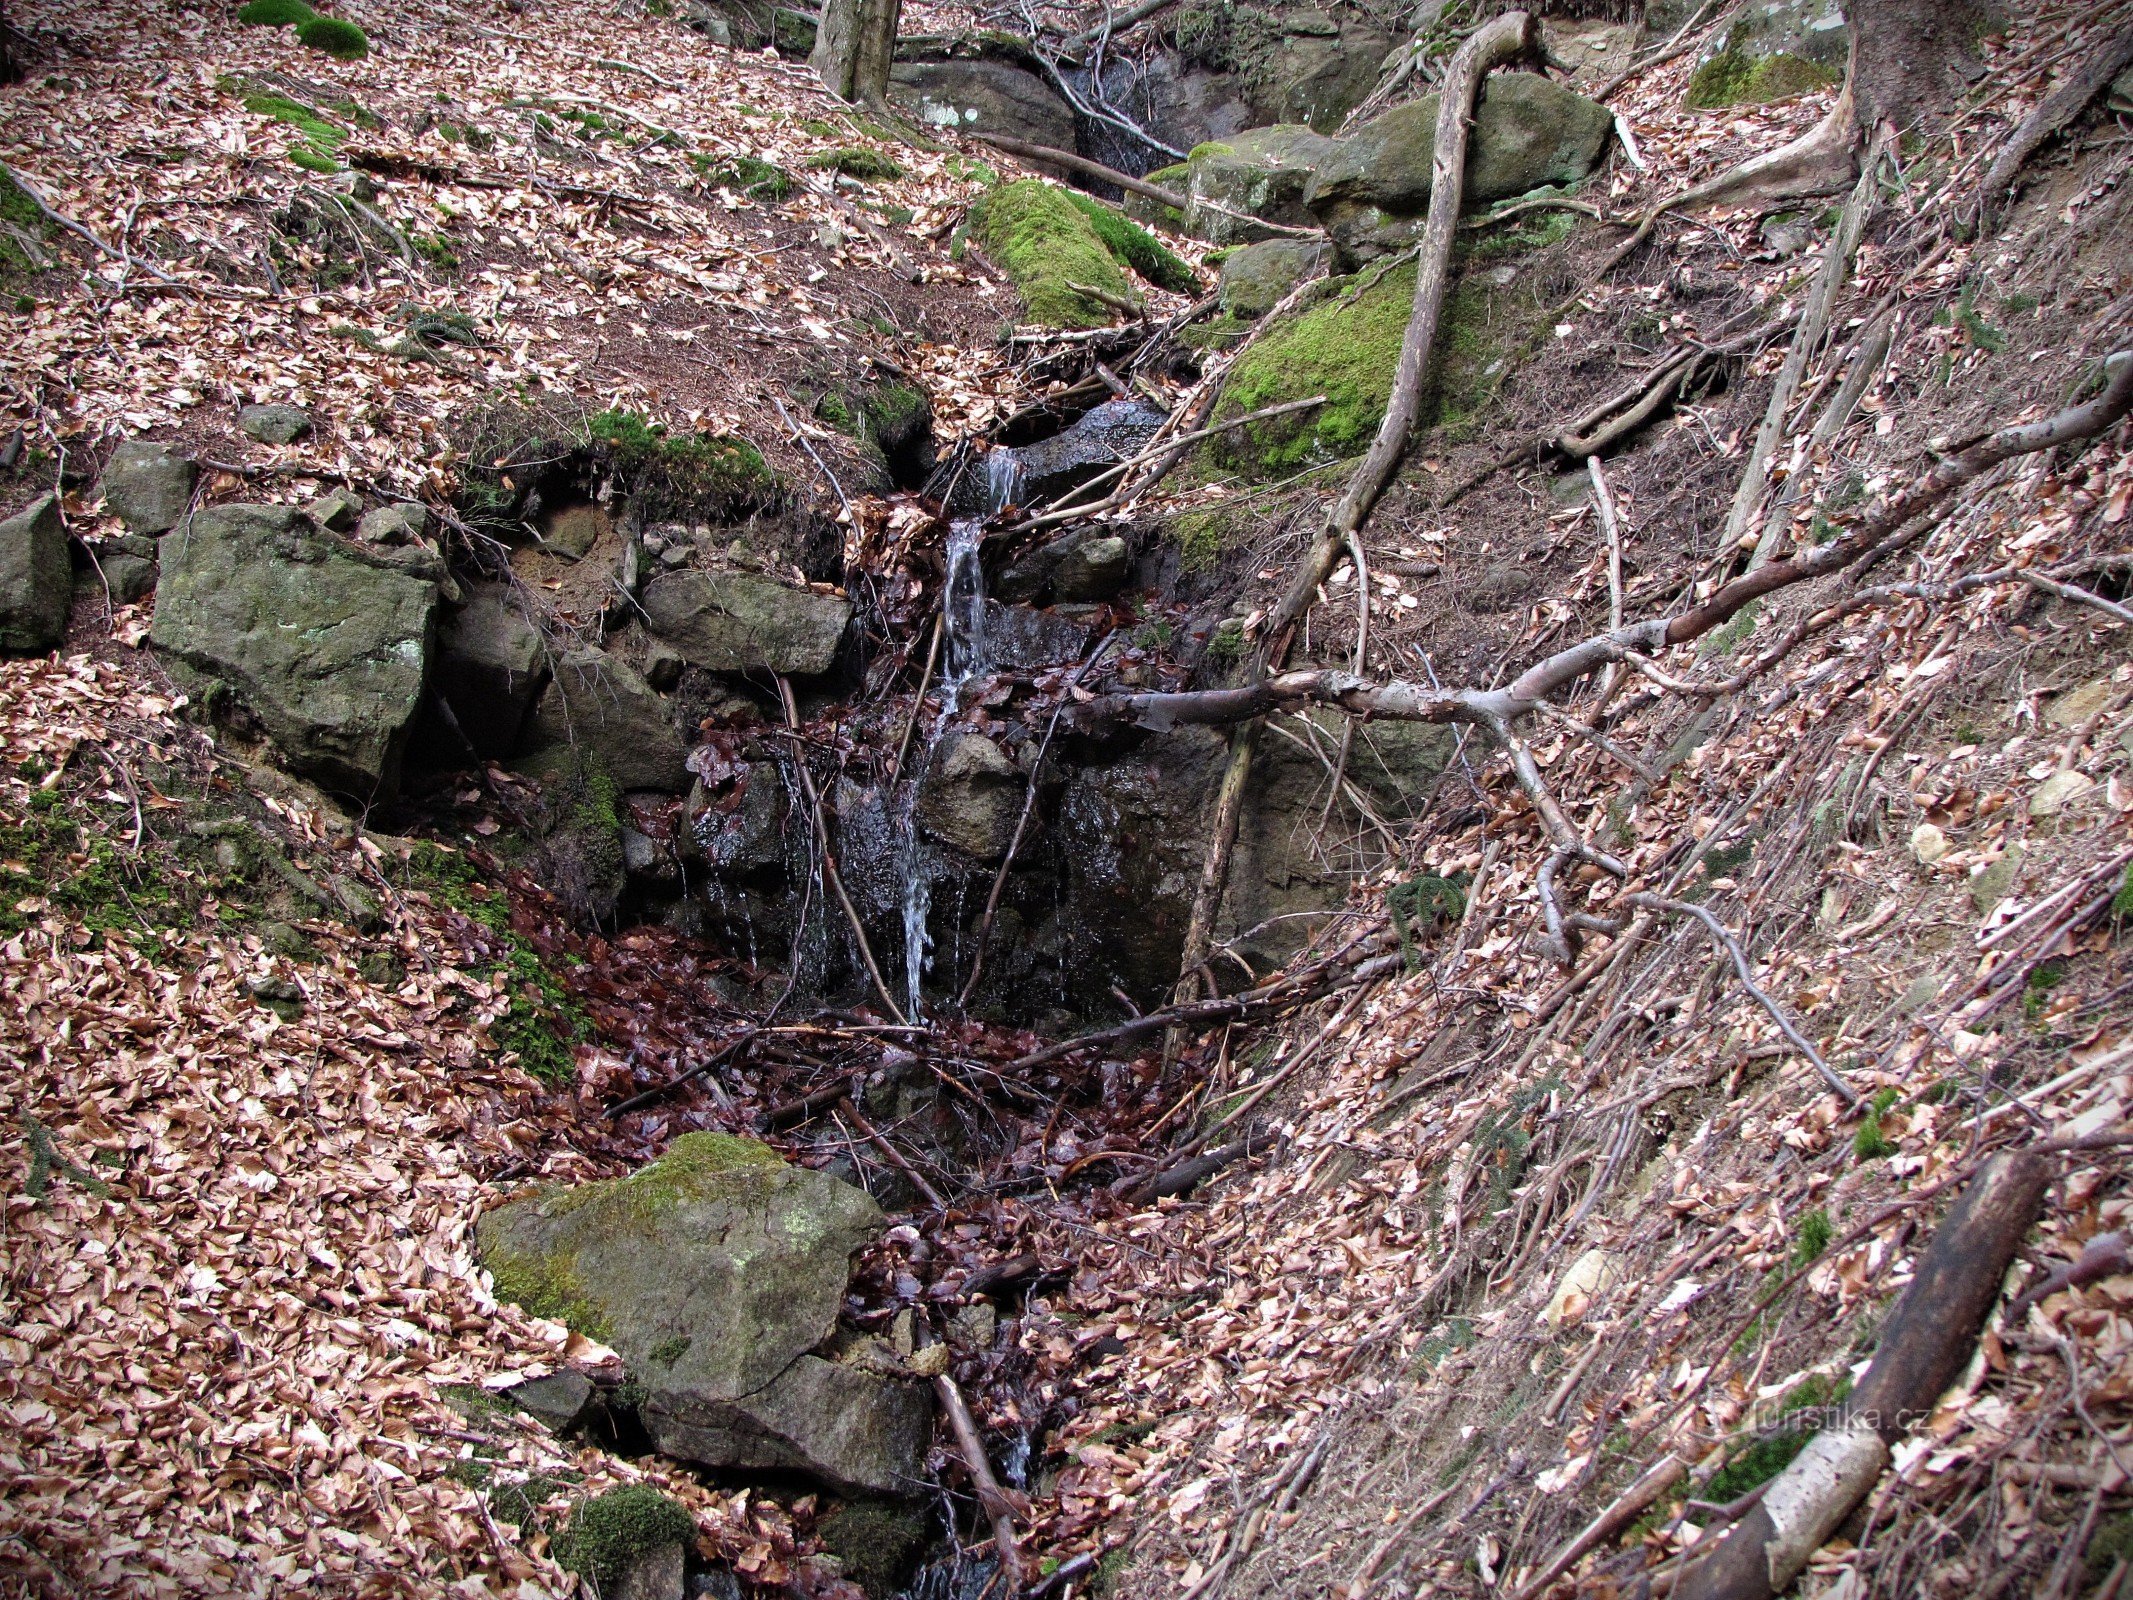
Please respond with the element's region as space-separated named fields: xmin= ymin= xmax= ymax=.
xmin=811 ymin=0 xmax=900 ymax=104
xmin=1849 ymin=0 xmax=1993 ymax=134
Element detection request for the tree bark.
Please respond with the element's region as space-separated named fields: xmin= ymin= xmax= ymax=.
xmin=811 ymin=0 xmax=900 ymax=103
xmin=1849 ymin=0 xmax=1994 ymax=135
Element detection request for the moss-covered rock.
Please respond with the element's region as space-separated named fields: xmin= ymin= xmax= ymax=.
xmin=478 ymin=1133 xmax=930 ymax=1493
xmin=0 ymin=495 xmax=69 ymax=655
xmin=295 ymin=15 xmax=369 ymax=59
xmin=1063 ymin=192 xmax=1197 ymax=293
xmin=1684 ymin=1 xmax=1849 ymax=108
xmin=1179 ymin=125 xmax=1336 ymax=244
xmin=818 ymin=1501 xmax=931 ymax=1598
xmin=1305 ymin=74 xmax=1613 ymax=265
xmin=1123 ymin=161 xmax=1190 ymax=232
xmin=554 ymin=1485 xmax=695 ymax=1591
xmin=1209 ymin=264 xmax=1519 ymax=476
xmin=237 ymin=0 xmax=315 ymax=25
xmin=970 ymin=179 xmax=1137 ymax=328
xmin=1217 ymin=237 xmax=1324 ymax=319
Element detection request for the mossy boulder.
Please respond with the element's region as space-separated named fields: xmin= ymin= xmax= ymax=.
xmin=1208 ymin=263 xmax=1521 ymax=476
xmin=150 ymin=504 xmax=438 ymax=797
xmin=1217 ymin=237 xmax=1325 ymax=318
xmin=295 ymin=15 xmax=369 ymax=59
xmin=641 ymin=566 xmax=852 ymax=677
xmin=970 ymin=179 xmax=1139 ymax=328
xmin=1179 ymin=125 xmax=1337 ymax=244
xmin=818 ymin=1500 xmax=930 ymax=1599
xmin=554 ymin=1485 xmax=694 ymax=1596
xmin=1687 ymin=0 xmax=1848 ymax=108
xmin=479 ymin=1133 xmax=928 ymax=1494
xmin=1306 ymin=74 xmax=1613 ymax=265
xmin=0 ymin=495 xmax=70 ymax=655
xmin=1124 ymin=160 xmax=1190 ymax=231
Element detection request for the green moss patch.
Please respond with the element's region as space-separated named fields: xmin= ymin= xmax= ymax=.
xmin=542 ymin=1132 xmax=788 ymax=1224
xmin=1702 ymin=1374 xmax=1849 ymax=1501
xmin=1063 ymin=191 xmax=1196 ymax=293
xmin=693 ymin=152 xmax=794 ymax=201
xmin=1687 ymin=47 xmax=1839 ymax=109
xmin=805 ymin=147 xmax=905 ymax=182
xmin=553 ymin=1486 xmax=696 ymax=1587
xmin=237 ymin=0 xmax=315 ymax=24
xmin=296 ymin=15 xmax=370 ymax=59
xmin=0 ymin=167 xmax=53 ymax=275
xmin=970 ymin=179 xmax=1138 ymax=329
xmin=1211 ymin=263 xmax=1523 ymax=477
xmin=587 ymin=408 xmax=779 ymax=517
xmin=818 ymin=1501 xmax=930 ymax=1598
xmin=238 ymin=89 xmax=348 ymax=172
xmin=392 ymin=843 xmax=589 ymax=1086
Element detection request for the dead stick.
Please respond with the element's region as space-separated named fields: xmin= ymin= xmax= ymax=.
xmin=934 ymin=1372 xmax=1022 ymax=1584
xmin=1506 ymin=1454 xmax=1686 ymax=1600
xmin=836 ymin=1097 xmax=947 ymax=1209
xmin=1675 ymin=1151 xmax=2051 ymax=1600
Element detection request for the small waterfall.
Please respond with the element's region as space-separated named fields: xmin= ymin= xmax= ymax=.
xmin=897 ymin=460 xmax=1015 ymax=1019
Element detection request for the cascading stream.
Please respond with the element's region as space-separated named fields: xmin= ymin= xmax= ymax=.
xmin=897 ymin=450 xmax=1022 ymax=1017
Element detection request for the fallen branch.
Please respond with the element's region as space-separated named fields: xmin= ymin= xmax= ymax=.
xmin=1119 ymin=1128 xmax=1273 ymax=1206
xmin=933 ymin=1372 xmax=1023 ymax=1585
xmin=1621 ymin=894 xmax=1858 ymax=1108
xmin=1507 ymin=1453 xmax=1686 ymax=1600
xmin=970 ymin=131 xmax=1187 ymax=210
xmin=1975 ymin=20 xmax=2133 ymax=218
xmin=0 ymin=158 xmax=221 ymax=296
xmin=1674 ymin=1151 xmax=2051 ymax=1600
xmin=835 ymin=1096 xmax=947 ymax=1209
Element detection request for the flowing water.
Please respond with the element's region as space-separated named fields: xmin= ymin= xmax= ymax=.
xmin=896 ymin=452 xmax=1021 ymax=1017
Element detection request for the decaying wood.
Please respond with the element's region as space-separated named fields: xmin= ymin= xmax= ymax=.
xmin=1674 ymin=1151 xmax=2051 ymax=1600
xmin=934 ymin=1371 xmax=1024 ymax=1585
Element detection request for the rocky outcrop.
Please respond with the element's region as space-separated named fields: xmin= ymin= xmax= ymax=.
xmin=889 ymin=59 xmax=1075 ymax=150
xmin=150 ymin=504 xmax=438 ymax=797
xmin=0 ymin=495 xmax=71 ymax=654
xmin=434 ymin=584 xmax=550 ymax=760
xmin=527 ymin=650 xmax=688 ymax=794
xmin=477 ymin=1132 xmax=930 ymax=1496
xmin=1306 ymin=73 xmax=1614 ymax=263
xmin=97 ymin=440 xmax=196 ymax=535
xmin=641 ymin=567 xmax=851 ymax=676
xmin=916 ymin=733 xmax=1024 ymax=860
xmin=1059 ymin=711 xmax=1453 ymax=997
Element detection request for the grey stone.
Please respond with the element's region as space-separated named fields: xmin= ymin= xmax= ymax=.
xmin=981 ymin=600 xmax=1091 ymax=670
xmin=97 ymin=440 xmax=197 ymax=535
xmin=539 ymin=502 xmax=608 ymax=561
xmin=435 ymin=584 xmax=550 ymax=760
xmin=94 ymin=552 xmax=158 ymax=606
xmin=150 ymin=505 xmax=438 ymax=797
xmin=916 ymin=733 xmax=1024 ymax=860
xmin=890 ymin=59 xmax=1076 ymax=151
xmin=478 ymin=1133 xmax=929 ymax=1495
xmin=621 ymin=825 xmax=677 ymax=885
xmin=643 ymin=636 xmax=684 ymax=691
xmin=1059 ymin=709 xmax=1453 ymax=1000
xmin=1053 ymin=534 xmax=1129 ymax=602
xmin=304 ymin=488 xmax=363 ymax=531
xmin=506 ymin=1369 xmax=595 ymax=1432
xmin=611 ymin=1543 xmax=686 ymax=1600
xmin=642 ymin=567 xmax=851 ymax=677
xmin=237 ymin=403 xmax=314 ymax=445
xmin=0 ymin=496 xmax=71 ymax=653
xmin=527 ymin=650 xmax=688 ymax=793
xmin=357 ymin=502 xmax=430 ymax=544
xmin=1218 ymin=237 xmax=1326 ymax=319
xmin=1254 ymin=21 xmax=1396 ymax=132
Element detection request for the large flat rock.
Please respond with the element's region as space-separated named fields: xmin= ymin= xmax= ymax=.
xmin=642 ymin=567 xmax=851 ymax=676
xmin=151 ymin=505 xmax=438 ymax=797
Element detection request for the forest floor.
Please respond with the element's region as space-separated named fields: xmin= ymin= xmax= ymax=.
xmin=4 ymin=1 xmax=2133 ymax=1599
